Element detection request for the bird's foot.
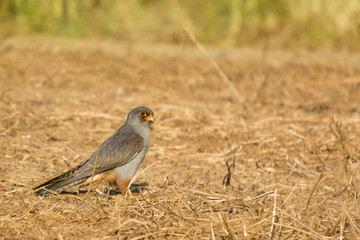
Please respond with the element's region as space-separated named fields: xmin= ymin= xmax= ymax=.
xmin=123 ymin=188 xmax=137 ymax=198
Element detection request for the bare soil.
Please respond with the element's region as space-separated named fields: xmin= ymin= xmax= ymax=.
xmin=1 ymin=36 xmax=360 ymax=239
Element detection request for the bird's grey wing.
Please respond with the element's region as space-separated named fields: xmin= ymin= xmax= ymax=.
xmin=92 ymin=133 xmax=145 ymax=174
xmin=34 ymin=134 xmax=144 ymax=192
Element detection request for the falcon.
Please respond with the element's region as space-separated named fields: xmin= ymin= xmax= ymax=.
xmin=34 ymin=106 xmax=154 ymax=195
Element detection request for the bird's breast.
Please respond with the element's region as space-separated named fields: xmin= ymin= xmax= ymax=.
xmin=113 ymin=148 xmax=147 ymax=182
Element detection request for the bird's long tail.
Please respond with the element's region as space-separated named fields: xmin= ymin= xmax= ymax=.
xmin=33 ymin=165 xmax=86 ymax=196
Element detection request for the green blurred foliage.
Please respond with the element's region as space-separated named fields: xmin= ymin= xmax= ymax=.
xmin=0 ymin=0 xmax=359 ymax=49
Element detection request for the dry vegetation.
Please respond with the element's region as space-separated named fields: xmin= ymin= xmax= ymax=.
xmin=1 ymin=36 xmax=360 ymax=239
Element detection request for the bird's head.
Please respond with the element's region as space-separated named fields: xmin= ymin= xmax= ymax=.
xmin=126 ymin=106 xmax=154 ymax=128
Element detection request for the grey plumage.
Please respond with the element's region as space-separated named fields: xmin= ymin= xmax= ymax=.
xmin=34 ymin=106 xmax=154 ymax=195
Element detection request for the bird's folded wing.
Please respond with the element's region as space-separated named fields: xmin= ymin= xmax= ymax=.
xmin=33 ymin=134 xmax=144 ymax=190
xmin=92 ymin=134 xmax=145 ymax=174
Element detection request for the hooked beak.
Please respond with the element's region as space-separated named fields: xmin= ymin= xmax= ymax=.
xmin=145 ymin=114 xmax=154 ymax=124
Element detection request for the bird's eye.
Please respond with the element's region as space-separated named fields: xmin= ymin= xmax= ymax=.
xmin=140 ymin=111 xmax=147 ymax=117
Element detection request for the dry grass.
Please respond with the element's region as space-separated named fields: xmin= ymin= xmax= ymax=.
xmin=1 ymin=36 xmax=360 ymax=239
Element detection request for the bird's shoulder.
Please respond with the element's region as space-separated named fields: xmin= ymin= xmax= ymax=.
xmin=100 ymin=127 xmax=144 ymax=152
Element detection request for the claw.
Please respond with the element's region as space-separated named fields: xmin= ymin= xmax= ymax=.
xmin=124 ymin=188 xmax=137 ymax=198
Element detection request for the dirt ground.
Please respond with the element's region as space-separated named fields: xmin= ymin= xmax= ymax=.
xmin=1 ymin=36 xmax=360 ymax=239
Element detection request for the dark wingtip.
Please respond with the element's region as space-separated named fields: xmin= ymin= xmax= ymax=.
xmin=33 ymin=188 xmax=49 ymax=197
xmin=33 ymin=187 xmax=57 ymax=197
xmin=33 ymin=182 xmax=61 ymax=197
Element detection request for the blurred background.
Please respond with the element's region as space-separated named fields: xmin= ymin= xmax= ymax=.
xmin=1 ymin=0 xmax=360 ymax=50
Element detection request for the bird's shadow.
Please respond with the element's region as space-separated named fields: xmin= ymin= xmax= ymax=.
xmin=36 ymin=183 xmax=148 ymax=197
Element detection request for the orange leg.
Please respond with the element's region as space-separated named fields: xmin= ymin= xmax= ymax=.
xmin=116 ymin=178 xmax=132 ymax=194
xmin=107 ymin=171 xmax=134 ymax=196
xmin=105 ymin=171 xmax=120 ymax=190
xmin=109 ymin=179 xmax=118 ymax=190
